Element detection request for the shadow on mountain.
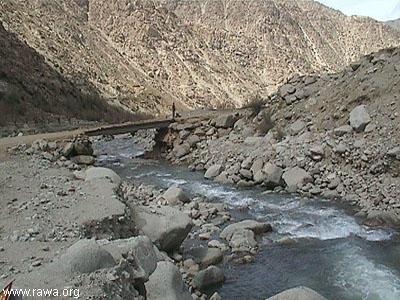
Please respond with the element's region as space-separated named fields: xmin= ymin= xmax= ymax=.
xmin=0 ymin=23 xmax=148 ymax=127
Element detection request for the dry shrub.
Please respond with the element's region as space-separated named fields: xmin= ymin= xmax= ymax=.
xmin=245 ymin=94 xmax=265 ymax=118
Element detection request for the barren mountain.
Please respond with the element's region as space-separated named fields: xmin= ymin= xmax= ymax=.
xmin=387 ymin=18 xmax=400 ymax=31
xmin=0 ymin=0 xmax=399 ymax=124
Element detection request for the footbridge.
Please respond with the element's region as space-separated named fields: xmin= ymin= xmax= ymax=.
xmin=84 ymin=118 xmax=174 ymax=136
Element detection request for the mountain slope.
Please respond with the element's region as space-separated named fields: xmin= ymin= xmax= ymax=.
xmin=386 ymin=18 xmax=400 ymax=31
xmin=0 ymin=0 xmax=399 ymax=122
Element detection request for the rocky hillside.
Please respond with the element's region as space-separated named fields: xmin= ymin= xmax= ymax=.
xmin=387 ymin=18 xmax=400 ymax=31
xmin=0 ymin=0 xmax=400 ymax=122
xmin=164 ymin=46 xmax=400 ymax=225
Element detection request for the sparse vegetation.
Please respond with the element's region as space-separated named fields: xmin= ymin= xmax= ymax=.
xmin=0 ymin=87 xmax=26 ymax=125
xmin=245 ymin=94 xmax=265 ymax=118
xmin=0 ymin=86 xmax=151 ymax=128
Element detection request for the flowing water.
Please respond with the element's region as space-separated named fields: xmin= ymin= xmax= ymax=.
xmin=94 ymin=135 xmax=400 ymax=300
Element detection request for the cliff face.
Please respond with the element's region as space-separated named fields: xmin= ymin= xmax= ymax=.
xmin=0 ymin=0 xmax=399 ymax=122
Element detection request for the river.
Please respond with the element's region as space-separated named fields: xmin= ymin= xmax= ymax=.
xmin=94 ymin=135 xmax=400 ymax=300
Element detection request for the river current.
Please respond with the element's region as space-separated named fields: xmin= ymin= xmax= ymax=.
xmin=94 ymin=135 xmax=400 ymax=300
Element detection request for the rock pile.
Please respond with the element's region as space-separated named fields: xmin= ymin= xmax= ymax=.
xmin=8 ymin=135 xmax=97 ymax=169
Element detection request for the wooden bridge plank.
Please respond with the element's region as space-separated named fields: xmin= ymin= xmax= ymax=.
xmin=84 ymin=119 xmax=174 ymax=136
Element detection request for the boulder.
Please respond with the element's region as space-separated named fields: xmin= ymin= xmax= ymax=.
xmin=282 ymin=167 xmax=312 ymax=192
xmin=239 ymin=168 xmax=253 ymax=180
xmin=349 ymin=105 xmax=371 ymax=132
xmin=85 ymin=167 xmax=121 ymax=186
xmin=280 ymin=84 xmax=296 ymax=98
xmin=265 ymin=286 xmax=327 ymax=300
xmin=146 ymin=261 xmax=192 ymax=300
xmin=263 ymin=163 xmax=283 ymax=189
xmin=220 ymin=220 xmax=272 ymax=241
xmin=161 ymin=187 xmax=190 ymax=205
xmin=31 ymin=139 xmax=49 ymax=152
xmin=62 ymin=142 xmax=74 ymax=158
xmin=251 ymin=157 xmax=264 ymax=174
xmin=229 ymin=229 xmax=257 ymax=252
xmin=134 ymin=206 xmax=193 ymax=252
xmin=187 ymin=135 xmax=200 ymax=147
xmin=304 ymin=77 xmax=317 ymax=86
xmin=309 ymin=145 xmax=325 ymax=156
xmin=72 ymin=155 xmax=95 ymax=165
xmin=174 ymin=142 xmax=191 ymax=158
xmin=192 ymin=266 xmax=225 ymax=291
xmin=289 ymin=120 xmax=306 ymax=135
xmin=49 ymin=239 xmax=116 ymax=276
xmin=213 ymin=114 xmax=238 ymax=128
xmin=334 ymin=125 xmax=353 ymax=136
xmin=99 ymin=236 xmax=157 ymax=280
xmin=73 ymin=139 xmax=93 ymax=156
xmin=205 ymin=164 xmax=223 ymax=179
xmin=186 ymin=247 xmax=223 ymax=268
xmin=210 ymin=292 xmax=222 ymax=300
xmin=76 ymin=179 xmax=127 ymax=237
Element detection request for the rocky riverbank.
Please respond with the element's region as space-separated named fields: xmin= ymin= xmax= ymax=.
xmin=2 ymin=137 xmax=330 ymax=299
xmin=162 ymin=47 xmax=400 ymax=229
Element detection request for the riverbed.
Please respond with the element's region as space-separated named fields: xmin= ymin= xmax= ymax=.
xmin=94 ymin=135 xmax=400 ymax=300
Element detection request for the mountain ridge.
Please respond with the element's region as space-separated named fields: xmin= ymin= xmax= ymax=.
xmin=0 ymin=0 xmax=400 ymax=124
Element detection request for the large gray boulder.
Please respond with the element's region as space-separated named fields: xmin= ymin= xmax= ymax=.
xmin=205 ymin=164 xmax=223 ymax=179
xmin=85 ymin=167 xmax=121 ymax=186
xmin=349 ymin=105 xmax=371 ymax=132
xmin=220 ymin=220 xmax=272 ymax=241
xmin=134 ymin=206 xmax=193 ymax=252
xmin=76 ymin=179 xmax=127 ymax=235
xmin=192 ymin=266 xmax=225 ymax=291
xmin=49 ymin=239 xmax=116 ymax=276
xmin=213 ymin=114 xmax=238 ymax=128
xmin=186 ymin=246 xmax=223 ymax=268
xmin=263 ymin=163 xmax=283 ymax=189
xmin=289 ymin=120 xmax=306 ymax=135
xmin=146 ymin=261 xmax=193 ymax=300
xmin=99 ymin=236 xmax=158 ymax=280
xmin=265 ymin=286 xmax=327 ymax=300
xmin=282 ymin=167 xmax=312 ymax=192
xmin=174 ymin=142 xmax=191 ymax=158
xmin=161 ymin=186 xmax=190 ymax=205
xmin=229 ymin=229 xmax=257 ymax=252
xmin=280 ymin=84 xmax=296 ymax=98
